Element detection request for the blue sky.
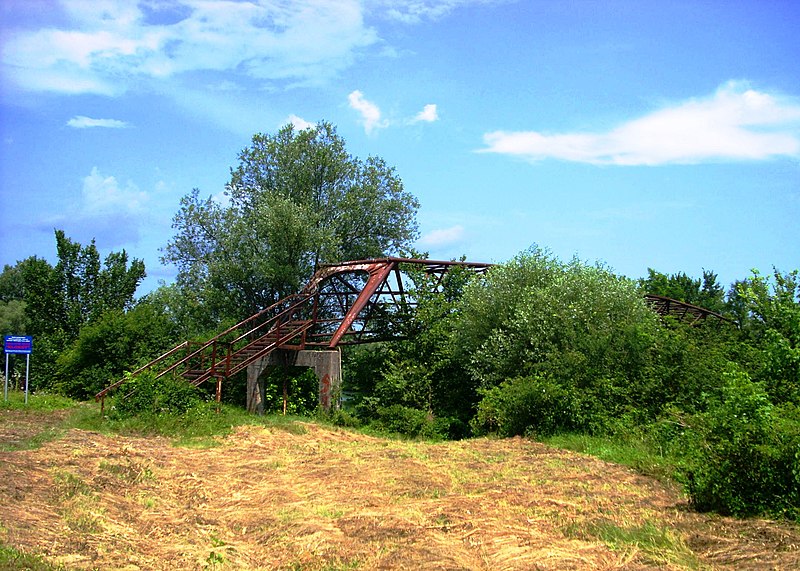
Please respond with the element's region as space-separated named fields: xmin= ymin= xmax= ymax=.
xmin=1 ymin=0 xmax=798 ymax=296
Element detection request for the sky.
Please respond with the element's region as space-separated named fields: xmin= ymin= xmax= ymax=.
xmin=1 ymin=0 xmax=799 ymax=297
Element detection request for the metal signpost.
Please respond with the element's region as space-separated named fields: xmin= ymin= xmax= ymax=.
xmin=4 ymin=335 xmax=33 ymax=404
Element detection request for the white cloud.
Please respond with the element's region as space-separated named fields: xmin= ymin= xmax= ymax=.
xmin=411 ymin=103 xmax=438 ymax=123
xmin=418 ymin=225 xmax=465 ymax=247
xmin=480 ymin=82 xmax=800 ymax=165
xmin=348 ymin=90 xmax=387 ymax=134
xmin=2 ymin=0 xmax=379 ymax=95
xmin=284 ymin=114 xmax=315 ymax=131
xmin=376 ymin=0 xmax=493 ymax=24
xmin=67 ymin=115 xmax=129 ymax=128
xmin=81 ymin=167 xmax=148 ymax=214
xmin=39 ymin=167 xmax=151 ymax=248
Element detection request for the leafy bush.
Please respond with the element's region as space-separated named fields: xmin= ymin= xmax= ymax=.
xmin=734 ymin=268 xmax=800 ymax=405
xmin=261 ymin=366 xmax=319 ymax=415
xmin=471 ymin=376 xmax=578 ymax=437
xmin=455 ymin=248 xmax=659 ymax=403
xmin=111 ymin=371 xmax=204 ymax=419
xmin=367 ymin=404 xmax=458 ymax=440
xmin=674 ymin=366 xmax=800 ymax=519
xmin=54 ymin=303 xmax=177 ymax=400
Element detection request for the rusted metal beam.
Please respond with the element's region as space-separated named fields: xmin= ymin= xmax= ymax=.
xmin=644 ymin=294 xmax=736 ymax=326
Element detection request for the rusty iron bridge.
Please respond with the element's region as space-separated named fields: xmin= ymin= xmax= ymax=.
xmin=95 ymin=257 xmax=732 ymax=410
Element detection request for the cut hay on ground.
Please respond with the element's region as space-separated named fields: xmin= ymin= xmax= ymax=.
xmin=1 ymin=417 xmax=798 ymax=570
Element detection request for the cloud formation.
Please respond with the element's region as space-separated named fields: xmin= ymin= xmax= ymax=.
xmin=2 ymin=0 xmax=378 ymax=95
xmin=39 ymin=167 xmax=150 ymax=247
xmin=67 ymin=116 xmax=129 ymax=129
xmin=348 ymin=90 xmax=387 ymax=134
xmin=284 ymin=114 xmax=315 ymax=131
xmin=378 ymin=0 xmax=493 ymax=24
xmin=81 ymin=167 xmax=149 ymax=215
xmin=418 ymin=225 xmax=465 ymax=247
xmin=412 ymin=103 xmax=439 ymax=123
xmin=480 ymin=82 xmax=800 ymax=165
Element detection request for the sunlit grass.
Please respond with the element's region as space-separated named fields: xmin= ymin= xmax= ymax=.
xmin=541 ymin=432 xmax=678 ymax=483
xmin=1 ymin=390 xmax=77 ymax=411
xmin=565 ymin=519 xmax=705 ymax=569
xmin=0 ymin=545 xmax=67 ymax=571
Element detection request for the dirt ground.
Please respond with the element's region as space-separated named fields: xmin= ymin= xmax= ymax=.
xmin=1 ymin=408 xmax=798 ymax=570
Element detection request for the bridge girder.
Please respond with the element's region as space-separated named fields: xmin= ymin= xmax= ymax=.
xmin=303 ymin=257 xmax=492 ymax=347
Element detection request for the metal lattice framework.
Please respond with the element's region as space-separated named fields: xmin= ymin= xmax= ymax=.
xmin=302 ymin=257 xmax=492 ymax=347
xmin=644 ymin=294 xmax=736 ymax=326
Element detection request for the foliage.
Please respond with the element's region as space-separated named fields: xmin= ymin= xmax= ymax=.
xmin=734 ymin=268 xmax=800 ymax=404
xmin=672 ymin=366 xmax=800 ymax=519
xmin=111 ymin=371 xmax=204 ymax=419
xmin=54 ymin=302 xmax=178 ymax=400
xmin=0 ymin=232 xmax=146 ymax=389
xmin=51 ymin=229 xmax=146 ymax=339
xmin=343 ymin=262 xmax=481 ymax=437
xmin=452 ymin=248 xmax=658 ymax=435
xmin=366 ymin=404 xmax=459 ymax=440
xmin=260 ymin=366 xmax=320 ymax=415
xmin=471 ymin=376 xmax=578 ymax=437
xmin=640 ymin=268 xmax=727 ymax=314
xmin=163 ymin=121 xmax=420 ymax=322
xmin=0 ymin=299 xmax=27 ymax=335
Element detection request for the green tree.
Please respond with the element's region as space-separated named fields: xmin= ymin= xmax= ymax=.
xmin=0 ymin=232 xmax=146 ymax=392
xmin=163 ymin=121 xmax=420 ymax=321
xmin=53 ymin=229 xmax=146 ymax=338
xmin=734 ymin=268 xmax=800 ymax=404
xmin=0 ymin=300 xmax=28 ymax=336
xmin=641 ymin=268 xmax=727 ymax=314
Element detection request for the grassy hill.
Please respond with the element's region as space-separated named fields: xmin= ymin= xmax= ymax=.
xmin=1 ymin=400 xmax=799 ymax=570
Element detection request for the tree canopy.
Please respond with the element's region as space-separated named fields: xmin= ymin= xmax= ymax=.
xmin=163 ymin=121 xmax=420 ymax=322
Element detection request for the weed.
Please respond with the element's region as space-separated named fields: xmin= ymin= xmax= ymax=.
xmin=316 ymin=506 xmax=345 ymax=519
xmin=51 ymin=470 xmax=92 ymax=501
xmin=566 ymin=519 xmax=703 ymax=569
xmin=1 ymin=391 xmax=77 ymax=411
xmin=0 ymin=544 xmax=67 ymax=570
xmin=99 ymin=458 xmax=154 ymax=484
xmin=204 ymin=550 xmax=225 ymax=569
xmin=542 ymin=432 xmax=677 ymax=483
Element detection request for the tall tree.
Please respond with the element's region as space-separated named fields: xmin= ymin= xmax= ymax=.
xmin=163 ymin=121 xmax=420 ymax=321
xmin=53 ymin=229 xmax=146 ymax=338
xmin=0 ymin=231 xmax=146 ymax=391
xmin=641 ymin=268 xmax=727 ymax=314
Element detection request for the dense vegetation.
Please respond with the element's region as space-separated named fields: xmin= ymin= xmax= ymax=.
xmin=1 ymin=122 xmax=797 ymax=522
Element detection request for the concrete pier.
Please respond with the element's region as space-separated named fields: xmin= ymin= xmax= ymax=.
xmin=246 ymin=348 xmax=342 ymax=413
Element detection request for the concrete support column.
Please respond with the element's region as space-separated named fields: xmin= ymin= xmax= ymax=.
xmin=246 ymin=356 xmax=271 ymax=415
xmin=295 ymin=349 xmax=342 ymax=410
xmin=246 ymin=348 xmax=342 ymax=413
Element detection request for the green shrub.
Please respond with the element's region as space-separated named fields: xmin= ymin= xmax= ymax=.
xmin=368 ymin=404 xmax=455 ymax=440
xmin=54 ymin=304 xmax=177 ymax=400
xmin=674 ymin=366 xmax=800 ymax=519
xmin=318 ymin=407 xmax=362 ymax=428
xmin=111 ymin=371 xmax=203 ymax=418
xmin=471 ymin=376 xmax=577 ymax=437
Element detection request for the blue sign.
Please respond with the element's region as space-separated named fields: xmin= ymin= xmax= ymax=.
xmin=4 ymin=335 xmax=33 ymax=354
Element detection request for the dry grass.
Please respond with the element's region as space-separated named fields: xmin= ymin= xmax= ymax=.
xmin=1 ymin=411 xmax=798 ymax=570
